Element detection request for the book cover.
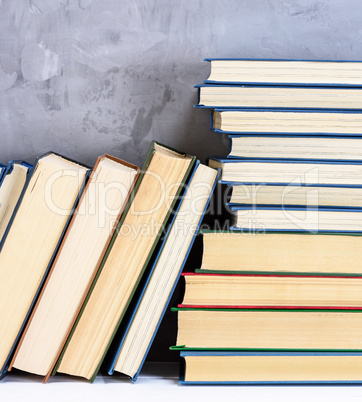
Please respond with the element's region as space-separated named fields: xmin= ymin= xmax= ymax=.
xmin=208 ymin=156 xmax=362 ymax=186
xmin=211 ymin=108 xmax=362 ymax=136
xmin=106 ymin=163 xmax=219 ymax=382
xmin=171 ymin=307 xmax=362 ymax=352
xmin=0 ymin=161 xmax=32 ymax=186
xmin=229 ymin=204 xmax=362 ymax=233
xmin=179 ymin=271 xmax=362 ymax=309
xmin=8 ymin=154 xmax=140 ymax=382
xmin=0 ymin=163 xmax=6 ymax=183
xmin=0 ymin=160 xmax=32 ymax=242
xmin=203 ymin=58 xmax=362 ymax=87
xmin=53 ymin=141 xmax=196 ymax=382
xmin=0 ymin=153 xmax=90 ymax=380
xmin=179 ymin=350 xmax=362 ymax=385
xmin=195 ymin=84 xmax=362 ymax=111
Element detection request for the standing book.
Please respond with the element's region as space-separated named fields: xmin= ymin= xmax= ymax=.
xmin=10 ymin=155 xmax=140 ymax=381
xmin=0 ymin=160 xmax=32 ymax=243
xmin=0 ymin=153 xmax=89 ymax=380
xmin=54 ymin=142 xmax=195 ymax=381
xmin=107 ymin=162 xmax=219 ymax=381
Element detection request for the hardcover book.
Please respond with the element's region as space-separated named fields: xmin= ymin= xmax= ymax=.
xmin=208 ymin=156 xmax=362 ymax=186
xmin=179 ymin=351 xmax=362 ymax=384
xmin=197 ymin=230 xmax=362 ymax=275
xmin=55 ymin=142 xmax=196 ymax=381
xmin=204 ymin=58 xmax=362 ymax=87
xmin=196 ymin=84 xmax=362 ymax=110
xmin=230 ymin=205 xmax=362 ymax=233
xmin=228 ymin=182 xmax=362 ymax=208
xmin=227 ymin=135 xmax=362 ymax=161
xmin=10 ymin=155 xmax=140 ymax=382
xmin=0 ymin=153 xmax=89 ymax=380
xmin=0 ymin=163 xmax=6 ymax=182
xmin=212 ymin=108 xmax=362 ymax=136
xmin=0 ymin=160 xmax=32 ymax=242
xmin=172 ymin=307 xmax=362 ymax=350
xmin=107 ymin=162 xmax=219 ymax=382
xmin=180 ymin=272 xmax=362 ymax=308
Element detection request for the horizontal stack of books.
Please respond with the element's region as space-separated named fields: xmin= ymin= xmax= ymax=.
xmin=172 ymin=58 xmax=362 ymax=385
xmin=0 ymin=142 xmax=219 ymax=383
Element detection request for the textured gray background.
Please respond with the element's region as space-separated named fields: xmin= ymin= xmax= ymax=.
xmin=2 ymin=0 xmax=362 ymax=364
xmin=2 ymin=0 xmax=362 ymax=166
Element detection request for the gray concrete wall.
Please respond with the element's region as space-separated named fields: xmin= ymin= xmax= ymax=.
xmin=2 ymin=0 xmax=362 ymax=166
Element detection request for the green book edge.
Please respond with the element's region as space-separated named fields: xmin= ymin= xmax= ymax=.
xmin=171 ymin=307 xmax=362 ymax=312
xmin=53 ymin=141 xmax=196 ymax=382
xmin=169 ymin=346 xmax=362 ymax=352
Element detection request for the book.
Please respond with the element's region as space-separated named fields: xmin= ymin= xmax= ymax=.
xmin=228 ymin=183 xmax=362 ymax=208
xmin=197 ymin=230 xmax=362 ymax=275
xmin=55 ymin=142 xmax=195 ymax=381
xmin=208 ymin=157 xmax=362 ymax=186
xmin=212 ymin=109 xmax=362 ymax=136
xmin=0 ymin=161 xmax=32 ymax=242
xmin=230 ymin=205 xmax=362 ymax=233
xmin=10 ymin=155 xmax=140 ymax=381
xmin=204 ymin=58 xmax=362 ymax=87
xmin=107 ymin=162 xmax=219 ymax=381
xmin=196 ymin=84 xmax=362 ymax=110
xmin=0 ymin=153 xmax=89 ymax=380
xmin=179 ymin=351 xmax=362 ymax=384
xmin=228 ymin=135 xmax=362 ymax=161
xmin=181 ymin=273 xmax=362 ymax=308
xmin=0 ymin=163 xmax=6 ymax=181
xmin=172 ymin=307 xmax=362 ymax=350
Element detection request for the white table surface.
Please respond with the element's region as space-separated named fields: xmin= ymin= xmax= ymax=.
xmin=2 ymin=362 xmax=362 ymax=402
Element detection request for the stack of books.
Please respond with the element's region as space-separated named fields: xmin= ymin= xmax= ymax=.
xmin=0 ymin=142 xmax=219 ymax=383
xmin=172 ymin=58 xmax=362 ymax=385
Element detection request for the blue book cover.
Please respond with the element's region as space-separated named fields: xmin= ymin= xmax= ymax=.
xmin=229 ymin=205 xmax=362 ymax=234
xmin=0 ymin=160 xmax=32 ymax=188
xmin=211 ymin=108 xmax=362 ymax=136
xmin=179 ymin=350 xmax=362 ymax=385
xmin=106 ymin=163 xmax=219 ymax=382
xmin=208 ymin=156 xmax=362 ymax=187
xmin=203 ymin=58 xmax=362 ymax=87
xmin=0 ymin=163 xmax=6 ymax=183
xmin=0 ymin=153 xmax=90 ymax=380
xmin=227 ymin=135 xmax=362 ymax=162
xmin=194 ymin=84 xmax=362 ymax=111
